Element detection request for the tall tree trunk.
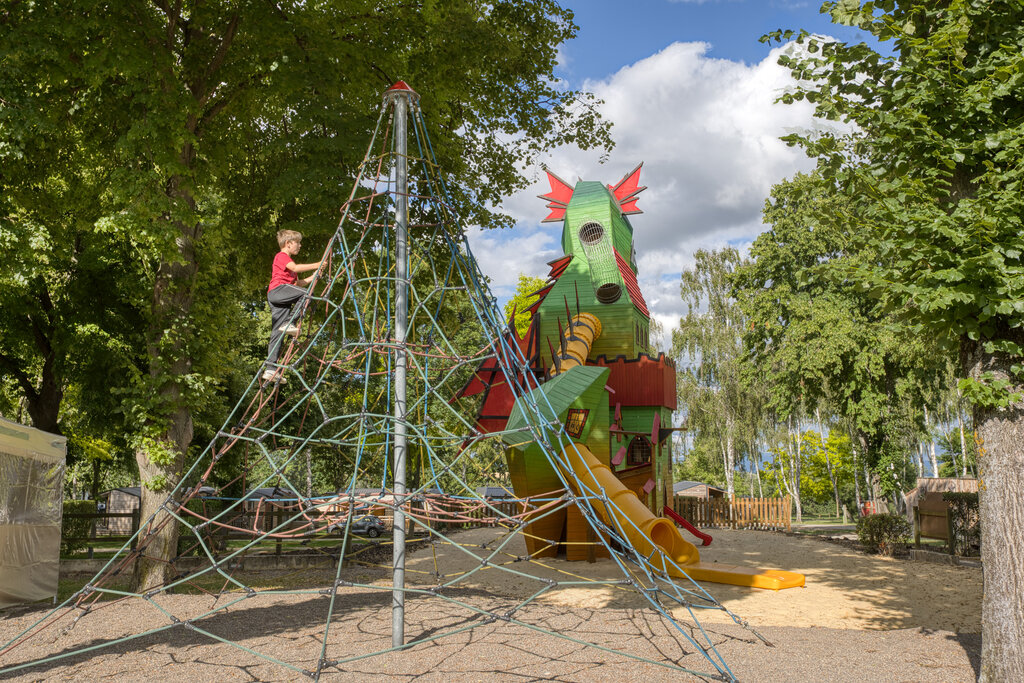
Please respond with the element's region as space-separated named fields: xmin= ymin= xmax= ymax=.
xmin=90 ymin=458 xmax=102 ymax=501
xmin=891 ymin=490 xmax=902 ymax=515
xmin=962 ymin=336 xmax=1024 ymax=683
xmin=0 ymin=284 xmax=64 ymax=435
xmin=787 ymin=415 xmax=803 ymax=523
xmin=856 ymin=432 xmax=877 ymax=510
xmin=132 ymin=172 xmax=199 ymax=592
xmin=956 ymin=390 xmax=969 ymax=477
xmin=133 ymin=434 xmax=188 ymax=591
xmin=774 ymin=452 xmax=787 ymax=498
xmin=924 ymin=404 xmax=940 ymax=476
xmin=751 ymin=438 xmax=763 ymax=498
xmin=723 ymin=415 xmax=736 ymax=500
xmin=851 ymin=439 xmax=862 ymax=514
xmin=864 ymin=463 xmax=874 ymax=506
xmin=775 ymin=436 xmax=793 ymax=501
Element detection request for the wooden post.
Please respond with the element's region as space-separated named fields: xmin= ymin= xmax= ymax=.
xmin=131 ymin=508 xmax=141 ymax=550
xmin=275 ymin=510 xmax=283 ymax=556
xmin=946 ymin=507 xmax=955 ymax=556
xmin=586 ymin=518 xmax=597 ymax=563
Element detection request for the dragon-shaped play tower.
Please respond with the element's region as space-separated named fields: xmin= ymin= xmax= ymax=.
xmin=461 ymin=166 xmax=804 ymax=590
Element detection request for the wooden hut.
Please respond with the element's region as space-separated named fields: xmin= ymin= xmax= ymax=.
xmin=903 ymin=477 xmax=978 ymax=525
xmin=672 ymin=480 xmax=726 ymax=500
xmin=97 ymin=487 xmax=140 ymax=534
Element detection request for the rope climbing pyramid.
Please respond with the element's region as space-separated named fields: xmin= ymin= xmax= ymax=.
xmin=1 ymin=83 xmax=772 ymax=682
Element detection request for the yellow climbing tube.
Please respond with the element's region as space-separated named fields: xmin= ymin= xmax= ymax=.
xmin=561 ymin=443 xmax=805 ymax=590
xmin=548 ymin=312 xmax=602 ymax=375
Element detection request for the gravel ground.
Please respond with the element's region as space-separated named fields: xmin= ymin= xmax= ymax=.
xmin=0 ymin=529 xmax=982 ymax=682
xmin=0 ymin=591 xmax=979 ymax=682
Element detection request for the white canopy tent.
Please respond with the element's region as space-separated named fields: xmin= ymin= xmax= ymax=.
xmin=0 ymin=417 xmax=66 ymax=608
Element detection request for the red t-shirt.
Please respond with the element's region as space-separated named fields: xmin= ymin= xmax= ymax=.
xmin=267 ymin=251 xmax=297 ymax=291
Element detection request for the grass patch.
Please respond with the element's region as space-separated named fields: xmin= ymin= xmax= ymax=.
xmin=61 ymin=534 xmax=387 ymax=560
xmin=793 ymin=526 xmax=851 ymax=537
xmin=796 ymin=516 xmax=848 ymax=525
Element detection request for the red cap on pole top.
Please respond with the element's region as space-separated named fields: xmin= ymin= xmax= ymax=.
xmin=384 ymin=81 xmax=419 ymax=103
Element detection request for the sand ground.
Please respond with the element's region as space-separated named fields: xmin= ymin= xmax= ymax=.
xmin=0 ymin=529 xmax=982 ymax=681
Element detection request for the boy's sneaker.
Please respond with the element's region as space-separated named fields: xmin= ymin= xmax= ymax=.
xmin=261 ymin=369 xmax=288 ymax=384
xmin=279 ymin=324 xmax=300 ymax=336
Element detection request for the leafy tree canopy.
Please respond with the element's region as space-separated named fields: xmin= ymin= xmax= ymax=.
xmin=504 ymin=274 xmax=547 ymax=337
xmin=764 ymin=0 xmax=1024 ymax=406
xmin=732 ymin=170 xmax=946 ymax=461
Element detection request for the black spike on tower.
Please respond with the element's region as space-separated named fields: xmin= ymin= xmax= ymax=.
xmin=547 ymin=336 xmax=561 ymax=374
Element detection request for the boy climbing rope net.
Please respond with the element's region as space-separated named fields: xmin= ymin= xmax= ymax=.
xmin=263 ymin=229 xmax=321 ymax=382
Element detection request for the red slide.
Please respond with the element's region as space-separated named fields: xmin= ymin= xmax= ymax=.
xmin=663 ymin=506 xmax=713 ymax=546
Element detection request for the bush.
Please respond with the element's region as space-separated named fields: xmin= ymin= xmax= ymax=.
xmin=943 ymin=492 xmax=981 ymax=556
xmin=61 ymin=499 xmax=97 ymax=557
xmin=800 ymin=499 xmax=837 ymax=519
xmin=856 ymin=513 xmax=911 ymax=556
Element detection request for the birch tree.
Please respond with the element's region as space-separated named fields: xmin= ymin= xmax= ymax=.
xmin=673 ymin=248 xmax=749 ymax=500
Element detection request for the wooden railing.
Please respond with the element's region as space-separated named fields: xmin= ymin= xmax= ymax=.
xmin=670 ymin=496 xmax=791 ymax=532
xmin=61 ymin=496 xmax=791 ymax=562
xmin=63 ymin=510 xmax=142 ymax=557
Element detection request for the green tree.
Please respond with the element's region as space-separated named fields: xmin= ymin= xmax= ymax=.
xmin=936 ymin=428 xmax=978 ymax=478
xmin=0 ymin=68 xmax=143 ymax=438
xmin=732 ymin=171 xmax=946 ymax=514
xmin=2 ymin=1 xmax=612 ymax=590
xmin=673 ymin=248 xmax=754 ymax=500
xmin=503 ymin=274 xmax=547 ymax=337
xmin=673 ymin=433 xmax=726 ymax=489
xmin=767 ymin=2 xmax=1024 ymax=676
xmin=800 ymin=430 xmax=854 ymax=511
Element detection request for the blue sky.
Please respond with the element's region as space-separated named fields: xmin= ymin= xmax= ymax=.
xmin=560 ymin=0 xmax=874 ymax=80
xmin=466 ymin=1 xmax=876 ymax=344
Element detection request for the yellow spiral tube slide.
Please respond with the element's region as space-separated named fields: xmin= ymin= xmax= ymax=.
xmin=549 ymin=313 xmax=602 ymax=376
xmin=561 ymin=443 xmax=805 ymax=590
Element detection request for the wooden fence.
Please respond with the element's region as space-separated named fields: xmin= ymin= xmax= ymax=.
xmin=63 ymin=510 xmax=142 ymax=558
xmin=61 ymin=497 xmax=791 ymax=561
xmin=670 ymin=496 xmax=791 ymax=532
xmin=59 ymin=502 xmax=513 ymax=560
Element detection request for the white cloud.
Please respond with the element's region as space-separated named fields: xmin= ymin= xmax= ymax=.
xmin=467 ymin=40 xmax=840 ymax=334
xmin=467 ymin=224 xmax=560 ymax=296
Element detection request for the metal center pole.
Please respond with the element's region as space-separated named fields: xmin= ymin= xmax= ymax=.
xmin=387 ymin=82 xmax=415 ymax=649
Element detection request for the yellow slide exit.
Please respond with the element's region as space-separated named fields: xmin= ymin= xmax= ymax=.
xmin=562 ymin=443 xmax=805 ymax=591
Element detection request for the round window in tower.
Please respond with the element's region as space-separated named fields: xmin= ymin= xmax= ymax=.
xmin=596 ymin=282 xmax=622 ymax=304
xmin=578 ymin=221 xmax=605 ymax=246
